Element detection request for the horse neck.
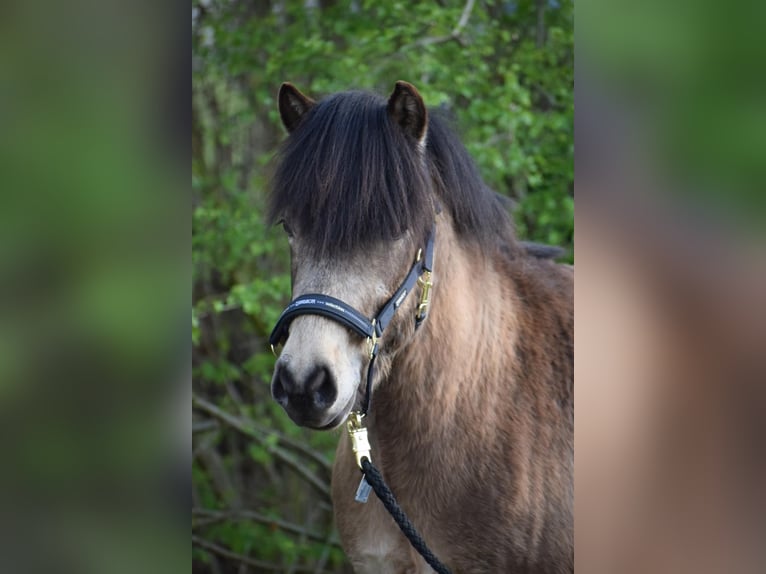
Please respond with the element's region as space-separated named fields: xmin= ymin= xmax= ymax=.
xmin=371 ymin=223 xmax=518 ymax=447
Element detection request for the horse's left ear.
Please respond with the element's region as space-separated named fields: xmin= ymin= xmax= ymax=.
xmin=279 ymin=82 xmax=316 ymax=133
xmin=387 ymin=81 xmax=428 ymax=144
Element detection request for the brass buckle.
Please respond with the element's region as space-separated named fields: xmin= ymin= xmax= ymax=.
xmin=416 ymin=270 xmax=432 ymax=321
xmin=346 ymin=411 xmax=371 ymax=469
xmin=366 ymin=319 xmax=378 ymax=359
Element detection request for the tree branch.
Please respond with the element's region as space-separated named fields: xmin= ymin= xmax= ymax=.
xmin=192 ymin=535 xmax=333 ymax=573
xmin=192 ymin=394 xmax=332 ymax=499
xmin=413 ymin=0 xmax=476 ymax=47
xmin=192 ymin=393 xmax=332 ymax=471
xmin=193 ymin=508 xmax=341 ymax=547
xmin=455 ymin=0 xmax=476 ymax=33
xmin=193 ymin=419 xmax=220 ymax=433
xmin=536 ymin=0 xmax=547 ymax=48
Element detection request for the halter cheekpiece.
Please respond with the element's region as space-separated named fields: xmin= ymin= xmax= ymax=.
xmin=268 ymin=227 xmax=435 ymax=418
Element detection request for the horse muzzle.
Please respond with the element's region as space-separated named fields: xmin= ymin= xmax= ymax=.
xmin=271 ymin=359 xmax=347 ymax=428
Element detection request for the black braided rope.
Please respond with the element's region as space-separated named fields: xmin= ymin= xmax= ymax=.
xmin=360 ymin=457 xmax=452 ymax=574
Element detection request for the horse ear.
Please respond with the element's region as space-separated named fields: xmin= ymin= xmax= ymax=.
xmin=387 ymin=81 xmax=428 ymax=143
xmin=279 ymin=82 xmax=315 ymax=133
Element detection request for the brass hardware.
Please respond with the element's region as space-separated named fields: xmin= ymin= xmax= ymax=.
xmin=270 ymin=344 xmax=277 ymax=357
xmin=366 ymin=319 xmax=378 ymax=359
xmin=416 ymin=271 xmax=433 ymax=321
xmin=415 ymin=248 xmax=423 ymax=262
xmin=347 ymin=411 xmax=371 ymax=469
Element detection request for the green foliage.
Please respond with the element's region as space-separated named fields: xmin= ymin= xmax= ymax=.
xmin=192 ymin=0 xmax=572 ymax=570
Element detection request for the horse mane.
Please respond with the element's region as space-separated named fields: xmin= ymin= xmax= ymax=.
xmin=269 ymin=89 xmax=518 ymax=257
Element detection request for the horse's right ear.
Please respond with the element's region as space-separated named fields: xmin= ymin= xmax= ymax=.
xmin=279 ymin=82 xmax=315 ymax=133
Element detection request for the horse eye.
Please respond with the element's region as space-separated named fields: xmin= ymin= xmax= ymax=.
xmin=281 ymin=221 xmax=294 ymax=237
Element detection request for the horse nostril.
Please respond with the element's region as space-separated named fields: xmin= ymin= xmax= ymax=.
xmin=304 ymin=365 xmax=337 ymax=408
xmin=272 ymin=364 xmax=293 ymax=407
xmin=273 ymin=363 xmax=337 ymax=415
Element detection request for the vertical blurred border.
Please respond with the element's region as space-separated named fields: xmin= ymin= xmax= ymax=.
xmin=0 ymin=0 xmax=189 ymax=571
xmin=576 ymin=0 xmax=766 ymax=572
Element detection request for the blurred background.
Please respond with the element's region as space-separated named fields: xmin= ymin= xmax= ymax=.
xmin=0 ymin=0 xmax=187 ymax=572
xmin=191 ymin=0 xmax=572 ymax=571
xmin=3 ymin=0 xmax=761 ymax=572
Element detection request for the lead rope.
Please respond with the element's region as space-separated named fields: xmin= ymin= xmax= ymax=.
xmin=348 ymin=412 xmax=452 ymax=574
xmin=346 ymin=266 xmax=452 ymax=574
xmin=360 ymin=457 xmax=452 ymax=574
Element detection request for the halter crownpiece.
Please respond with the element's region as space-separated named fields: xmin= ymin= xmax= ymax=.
xmin=268 ymin=226 xmax=435 ymax=416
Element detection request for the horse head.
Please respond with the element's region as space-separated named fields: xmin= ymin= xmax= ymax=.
xmin=268 ymin=81 xmax=433 ymax=429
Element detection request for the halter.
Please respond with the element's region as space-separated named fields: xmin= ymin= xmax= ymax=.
xmin=268 ymin=227 xmax=435 ymax=417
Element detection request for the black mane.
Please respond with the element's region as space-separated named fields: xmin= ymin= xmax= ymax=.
xmin=269 ymin=89 xmax=517 ymax=257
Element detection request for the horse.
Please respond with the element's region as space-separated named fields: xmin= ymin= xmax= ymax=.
xmin=267 ymin=81 xmax=573 ymax=573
